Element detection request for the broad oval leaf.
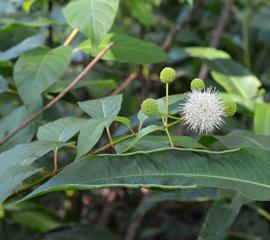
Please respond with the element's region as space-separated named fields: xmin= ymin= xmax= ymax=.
xmin=25 ymin=147 xmax=270 ymax=201
xmin=37 ymin=117 xmax=87 ymax=142
xmin=63 ymin=0 xmax=119 ymax=46
xmin=78 ymin=33 xmax=169 ymax=64
xmin=78 ymin=95 xmax=122 ymax=125
xmin=77 ymin=119 xmax=106 ymax=157
xmin=14 ymin=46 xmax=72 ymax=105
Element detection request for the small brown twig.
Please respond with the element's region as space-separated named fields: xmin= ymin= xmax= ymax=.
xmin=111 ymin=71 xmax=139 ymax=96
xmin=0 ymin=43 xmax=114 ymax=145
xmin=161 ymin=0 xmax=204 ymax=51
xmin=198 ymin=0 xmax=234 ymax=79
xmin=53 ymin=148 xmax=58 ymax=174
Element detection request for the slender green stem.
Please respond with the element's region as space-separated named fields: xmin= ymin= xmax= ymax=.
xmin=138 ymin=121 xmax=143 ymax=131
xmin=165 ymin=84 xmax=169 ymax=126
xmin=92 ymin=134 xmax=135 ymax=155
xmin=164 ymin=83 xmax=174 ymax=147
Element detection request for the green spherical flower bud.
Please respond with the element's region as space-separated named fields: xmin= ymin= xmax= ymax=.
xmin=160 ymin=67 xmax=176 ymax=84
xmin=141 ymin=98 xmax=158 ymax=116
xmin=223 ymin=101 xmax=237 ymax=117
xmin=190 ymin=78 xmax=205 ymax=91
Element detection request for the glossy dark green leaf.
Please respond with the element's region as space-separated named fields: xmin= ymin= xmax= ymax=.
xmin=63 ymin=0 xmax=120 ymax=46
xmin=25 ymin=147 xmax=270 ymax=201
xmin=14 ymin=46 xmax=72 ymax=105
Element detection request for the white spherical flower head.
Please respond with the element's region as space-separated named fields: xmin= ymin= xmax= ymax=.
xmin=180 ymin=88 xmax=225 ymax=134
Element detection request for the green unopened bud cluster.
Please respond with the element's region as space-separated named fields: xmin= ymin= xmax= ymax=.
xmin=190 ymin=78 xmax=205 ymax=91
xmin=160 ymin=67 xmax=176 ymax=84
xmin=223 ymin=101 xmax=237 ymax=117
xmin=141 ymin=98 xmax=158 ymax=116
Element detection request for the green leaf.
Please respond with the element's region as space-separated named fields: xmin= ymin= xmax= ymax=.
xmin=184 ymin=47 xmax=230 ymax=60
xmin=113 ymin=116 xmax=133 ymax=132
xmin=24 ymin=147 xmax=270 ymax=201
xmin=214 ymin=130 xmax=270 ymax=150
xmin=14 ymin=46 xmax=72 ymax=105
xmin=37 ymin=117 xmax=87 ymax=142
xmin=209 ymin=59 xmax=262 ymax=99
xmin=115 ymin=125 xmax=162 ymax=153
xmin=10 ymin=202 xmax=60 ymax=232
xmin=184 ymin=47 xmax=262 ymax=99
xmin=121 ymin=135 xmax=206 ymax=151
xmin=0 ymin=104 xmax=42 ymax=150
xmin=63 ymin=0 xmax=120 ymax=46
xmin=254 ymin=103 xmax=270 ymax=136
xmin=77 ymin=119 xmax=106 ymax=157
xmin=0 ymin=75 xmax=8 ymax=93
xmin=78 ymin=95 xmax=122 ymax=125
xmin=125 ymin=0 xmax=156 ymax=27
xmin=22 ymin=0 xmax=38 ymax=12
xmin=79 ymin=33 xmax=169 ymax=64
xmin=0 ymin=34 xmax=45 ymax=61
xmin=0 ymin=141 xmax=66 ymax=203
xmin=197 ymin=194 xmax=247 ymax=240
xmin=135 ymin=189 xmax=219 ymax=217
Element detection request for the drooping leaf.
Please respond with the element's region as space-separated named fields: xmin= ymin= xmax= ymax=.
xmin=14 ymin=46 xmax=72 ymax=105
xmin=25 ymin=147 xmax=270 ymax=201
xmin=78 ymin=95 xmax=122 ymax=125
xmin=63 ymin=0 xmax=120 ymax=46
xmin=0 ymin=141 xmax=67 ymax=203
xmin=0 ymin=34 xmax=45 ymax=61
xmin=77 ymin=119 xmax=106 ymax=157
xmin=197 ymin=194 xmax=248 ymax=240
xmin=113 ymin=116 xmax=133 ymax=132
xmin=79 ymin=33 xmax=169 ymax=64
xmin=37 ymin=117 xmax=87 ymax=142
xmin=254 ymin=103 xmax=270 ymax=136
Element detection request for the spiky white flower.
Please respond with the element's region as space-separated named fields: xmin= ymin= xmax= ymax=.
xmin=180 ymin=88 xmax=225 ymax=134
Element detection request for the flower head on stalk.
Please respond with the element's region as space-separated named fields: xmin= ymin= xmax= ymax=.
xmin=180 ymin=88 xmax=226 ymax=134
